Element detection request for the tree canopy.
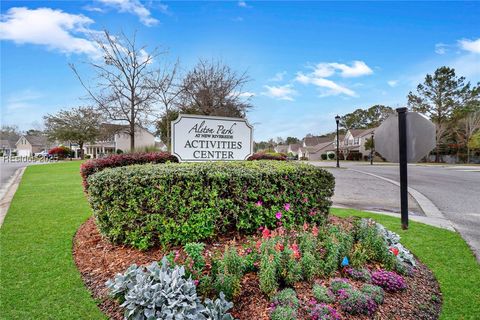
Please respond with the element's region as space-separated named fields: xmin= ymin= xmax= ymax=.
xmin=43 ymin=106 xmax=103 ymax=159
xmin=340 ymin=105 xmax=394 ymax=129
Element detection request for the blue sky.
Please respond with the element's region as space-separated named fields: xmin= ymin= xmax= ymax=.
xmin=1 ymin=1 xmax=479 ymax=141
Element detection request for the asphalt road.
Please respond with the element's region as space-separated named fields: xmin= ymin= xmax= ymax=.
xmin=0 ymin=162 xmax=29 ymax=194
xmin=312 ymin=161 xmax=480 ymax=260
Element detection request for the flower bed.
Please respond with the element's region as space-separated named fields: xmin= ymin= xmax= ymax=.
xmin=73 ymin=216 xmax=442 ymax=320
xmin=86 ymin=161 xmax=334 ymax=249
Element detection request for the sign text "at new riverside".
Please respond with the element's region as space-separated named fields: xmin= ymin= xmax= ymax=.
xmin=171 ymin=114 xmax=253 ymax=162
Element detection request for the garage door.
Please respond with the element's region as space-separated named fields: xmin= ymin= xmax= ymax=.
xmin=17 ymin=149 xmax=30 ymax=157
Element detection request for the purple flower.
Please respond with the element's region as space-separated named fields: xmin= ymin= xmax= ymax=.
xmin=371 ymin=270 xmax=407 ymax=292
xmin=275 ymin=212 xmax=282 ymax=219
xmin=255 ymin=200 xmax=263 ymax=207
xmin=284 ymin=203 xmax=291 ymax=211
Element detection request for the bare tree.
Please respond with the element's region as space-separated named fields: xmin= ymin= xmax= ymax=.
xmin=178 ymin=59 xmax=252 ymax=118
xmin=149 ymin=60 xmax=182 ymax=150
xmin=456 ymin=111 xmax=480 ymax=163
xmin=70 ymin=30 xmax=164 ymax=151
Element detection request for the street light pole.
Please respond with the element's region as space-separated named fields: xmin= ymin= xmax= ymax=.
xmin=335 ymin=115 xmax=341 ymax=168
xmin=370 ymin=131 xmax=374 ymax=165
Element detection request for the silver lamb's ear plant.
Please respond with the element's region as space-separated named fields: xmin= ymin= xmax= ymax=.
xmin=362 ymin=218 xmax=416 ymax=267
xmin=106 ymin=257 xmax=236 ymax=320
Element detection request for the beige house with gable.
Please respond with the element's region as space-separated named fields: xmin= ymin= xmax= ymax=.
xmin=83 ymin=124 xmax=156 ymax=158
xmin=15 ymin=135 xmax=51 ymax=156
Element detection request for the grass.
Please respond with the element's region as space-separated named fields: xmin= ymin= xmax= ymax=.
xmin=0 ymin=162 xmax=479 ymax=319
xmin=0 ymin=162 xmax=105 ymax=320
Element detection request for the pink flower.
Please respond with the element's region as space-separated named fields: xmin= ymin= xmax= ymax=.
xmin=303 ymin=222 xmax=309 ymax=231
xmin=309 ymin=210 xmax=317 ymax=216
xmin=291 ymin=242 xmax=301 ymax=260
xmin=275 ymin=242 xmax=284 ymax=252
xmin=262 ymin=227 xmax=271 ymax=239
xmin=256 ymin=240 xmax=262 ymax=251
xmin=174 ymin=250 xmax=181 ymax=263
xmin=312 ymin=225 xmax=319 ymax=237
xmin=193 ymin=280 xmax=199 ymax=286
xmin=255 ymin=200 xmax=263 ymax=207
xmin=275 ymin=212 xmax=282 ymax=219
xmin=302 ymin=197 xmax=308 ymax=203
xmin=284 ymin=203 xmax=291 ymax=211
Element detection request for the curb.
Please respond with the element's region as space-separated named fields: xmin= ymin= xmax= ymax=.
xmin=0 ymin=167 xmax=27 ymax=228
xmin=349 ymin=168 xmax=456 ymax=230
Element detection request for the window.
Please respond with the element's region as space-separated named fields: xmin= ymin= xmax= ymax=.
xmin=354 ymin=138 xmax=359 ymax=145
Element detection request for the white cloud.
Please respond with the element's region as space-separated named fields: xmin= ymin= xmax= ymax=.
xmin=0 ymin=7 xmax=100 ymax=57
xmin=435 ymin=43 xmax=448 ymax=55
xmin=387 ymin=80 xmax=398 ymax=87
xmin=238 ymin=1 xmax=249 ymax=8
xmin=262 ymin=85 xmax=296 ymax=101
xmin=83 ymin=5 xmax=105 ymax=13
xmin=458 ymin=38 xmax=480 ymax=54
xmin=97 ymin=0 xmax=159 ymax=26
xmin=269 ymin=71 xmax=287 ymax=82
xmin=296 ymin=73 xmax=356 ymax=97
xmin=328 ymin=61 xmax=373 ymax=78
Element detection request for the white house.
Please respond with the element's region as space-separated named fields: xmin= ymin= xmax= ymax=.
xmin=83 ymin=124 xmax=156 ymax=158
xmin=15 ymin=135 xmax=51 ymax=157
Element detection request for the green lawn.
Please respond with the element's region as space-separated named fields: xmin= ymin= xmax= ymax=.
xmin=0 ymin=162 xmax=479 ymax=319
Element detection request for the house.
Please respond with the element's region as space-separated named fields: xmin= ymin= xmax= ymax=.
xmin=0 ymin=140 xmax=16 ymax=156
xmin=302 ymin=136 xmax=332 ymax=148
xmin=15 ymin=135 xmax=51 ymax=156
xmin=340 ymin=128 xmax=376 ymax=160
xmin=83 ymin=124 xmax=156 ymax=158
xmin=287 ymin=143 xmax=302 ymax=156
xmin=306 ymin=141 xmax=336 ymax=160
xmin=274 ymin=145 xmax=288 ymax=154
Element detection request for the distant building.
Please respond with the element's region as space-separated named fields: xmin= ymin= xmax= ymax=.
xmin=274 ymin=145 xmax=288 ymax=154
xmin=0 ymin=139 xmax=16 ymax=156
xmin=15 ymin=135 xmax=51 ymax=156
xmin=82 ymin=124 xmax=156 ymax=158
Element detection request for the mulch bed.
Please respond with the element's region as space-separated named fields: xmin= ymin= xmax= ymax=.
xmin=73 ymin=217 xmax=442 ymax=320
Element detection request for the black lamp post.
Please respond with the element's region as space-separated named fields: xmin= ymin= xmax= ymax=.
xmin=335 ymin=115 xmax=341 ymax=168
xmin=370 ymin=131 xmax=374 ymax=165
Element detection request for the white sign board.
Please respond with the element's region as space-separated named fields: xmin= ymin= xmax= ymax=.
xmin=171 ymin=114 xmax=253 ymax=162
xmin=375 ymin=112 xmax=436 ymax=163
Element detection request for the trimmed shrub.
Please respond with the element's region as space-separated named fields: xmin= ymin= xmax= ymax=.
xmin=87 ymin=161 xmax=334 ymax=248
xmin=327 ymin=153 xmax=335 ymax=160
xmin=248 ymin=152 xmax=287 ymax=161
xmin=80 ymin=151 xmax=178 ymax=190
xmin=48 ymin=146 xmax=71 ymax=159
xmin=321 ymin=154 xmax=327 ymax=160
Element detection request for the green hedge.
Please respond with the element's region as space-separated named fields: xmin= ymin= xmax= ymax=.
xmin=87 ymin=161 xmax=335 ymax=249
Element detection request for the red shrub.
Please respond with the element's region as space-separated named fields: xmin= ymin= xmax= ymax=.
xmin=48 ymin=146 xmax=71 ymax=159
xmin=80 ymin=152 xmax=178 ymax=191
xmin=248 ymin=152 xmax=287 ymax=161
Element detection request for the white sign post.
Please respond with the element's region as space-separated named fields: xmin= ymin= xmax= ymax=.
xmin=171 ymin=114 xmax=253 ymax=162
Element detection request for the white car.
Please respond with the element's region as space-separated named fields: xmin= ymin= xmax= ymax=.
xmin=36 ymin=150 xmax=50 ymax=157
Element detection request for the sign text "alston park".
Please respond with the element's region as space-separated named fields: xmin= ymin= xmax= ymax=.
xmin=171 ymin=114 xmax=253 ymax=162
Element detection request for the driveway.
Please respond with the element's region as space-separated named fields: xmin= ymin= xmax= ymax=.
xmin=311 ymin=161 xmax=480 ymax=261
